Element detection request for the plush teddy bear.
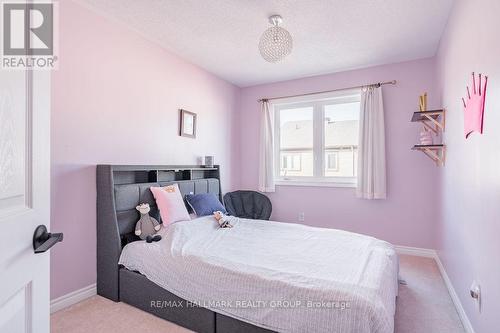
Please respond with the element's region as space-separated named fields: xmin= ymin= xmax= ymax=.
xmin=135 ymin=203 xmax=162 ymax=242
xmin=213 ymin=211 xmax=234 ymax=228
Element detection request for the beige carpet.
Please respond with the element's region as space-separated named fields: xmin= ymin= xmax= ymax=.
xmin=394 ymin=255 xmax=464 ymax=333
xmin=51 ymin=255 xmax=464 ymax=333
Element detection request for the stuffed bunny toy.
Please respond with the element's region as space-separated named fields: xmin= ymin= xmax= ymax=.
xmin=213 ymin=211 xmax=234 ymax=228
xmin=135 ymin=203 xmax=162 ymax=242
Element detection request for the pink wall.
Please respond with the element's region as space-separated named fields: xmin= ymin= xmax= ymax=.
xmin=435 ymin=0 xmax=500 ymax=331
xmin=51 ymin=7 xmax=500 ymax=332
xmin=238 ymin=59 xmax=440 ymax=248
xmin=50 ymin=1 xmax=240 ymax=299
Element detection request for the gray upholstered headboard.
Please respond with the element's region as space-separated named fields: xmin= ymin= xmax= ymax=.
xmin=114 ymin=179 xmax=220 ymax=240
xmin=96 ymin=165 xmax=222 ymax=301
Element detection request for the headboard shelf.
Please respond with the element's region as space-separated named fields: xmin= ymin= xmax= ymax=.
xmin=108 ymin=165 xmax=220 ymax=185
xmin=108 ymin=165 xmax=219 ymax=171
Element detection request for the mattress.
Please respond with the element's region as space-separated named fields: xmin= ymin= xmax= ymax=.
xmin=119 ymin=216 xmax=398 ymax=333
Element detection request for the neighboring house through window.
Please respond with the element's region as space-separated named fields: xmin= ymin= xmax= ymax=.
xmin=326 ymin=151 xmax=339 ymax=172
xmin=273 ymin=90 xmax=360 ymax=186
xmin=281 ymin=154 xmax=301 ymax=173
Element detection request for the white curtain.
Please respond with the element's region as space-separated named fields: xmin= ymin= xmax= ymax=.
xmin=357 ymin=86 xmax=386 ymax=199
xmin=259 ymin=100 xmax=275 ymax=192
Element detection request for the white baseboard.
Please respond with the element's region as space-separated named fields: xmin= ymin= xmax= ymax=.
xmin=395 ymin=245 xmax=475 ymax=333
xmin=433 ymin=254 xmax=475 ymax=333
xmin=394 ymin=245 xmax=437 ymax=258
xmin=50 ymin=283 xmax=96 ymax=314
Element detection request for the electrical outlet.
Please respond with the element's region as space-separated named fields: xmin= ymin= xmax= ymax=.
xmin=298 ymin=212 xmax=305 ymax=222
xmin=470 ymin=281 xmax=481 ymax=312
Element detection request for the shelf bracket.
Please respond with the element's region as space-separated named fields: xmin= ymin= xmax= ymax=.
xmin=421 ymin=120 xmax=438 ymax=135
xmin=411 ymin=109 xmax=446 ymax=134
xmin=421 ymin=147 xmax=446 ymax=166
xmin=422 ymin=114 xmax=444 ymax=133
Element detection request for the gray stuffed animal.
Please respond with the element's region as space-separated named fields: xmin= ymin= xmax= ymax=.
xmin=135 ymin=203 xmax=161 ymax=241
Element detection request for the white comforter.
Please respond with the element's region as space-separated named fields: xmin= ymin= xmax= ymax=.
xmin=119 ymin=216 xmax=398 ymax=333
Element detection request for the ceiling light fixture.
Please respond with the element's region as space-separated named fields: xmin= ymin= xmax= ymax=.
xmin=259 ymin=15 xmax=293 ymax=63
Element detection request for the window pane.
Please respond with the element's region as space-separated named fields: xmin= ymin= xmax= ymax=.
xmin=324 ymin=102 xmax=359 ymax=177
xmin=279 ymin=107 xmax=313 ymax=177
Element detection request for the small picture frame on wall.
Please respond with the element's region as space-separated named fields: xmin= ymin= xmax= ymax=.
xmin=179 ymin=109 xmax=197 ymax=138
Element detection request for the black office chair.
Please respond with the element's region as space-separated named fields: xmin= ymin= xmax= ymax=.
xmin=223 ymin=190 xmax=272 ymax=220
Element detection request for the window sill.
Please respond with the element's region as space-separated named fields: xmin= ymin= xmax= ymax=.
xmin=275 ymin=180 xmax=357 ymax=188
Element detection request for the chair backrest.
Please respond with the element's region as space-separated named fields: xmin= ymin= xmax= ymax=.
xmin=223 ymin=190 xmax=272 ymax=220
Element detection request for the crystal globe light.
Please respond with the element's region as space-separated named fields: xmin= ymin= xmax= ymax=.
xmin=259 ymin=15 xmax=293 ymax=63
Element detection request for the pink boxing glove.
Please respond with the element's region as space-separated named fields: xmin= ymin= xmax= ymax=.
xmin=463 ymin=72 xmax=488 ymax=138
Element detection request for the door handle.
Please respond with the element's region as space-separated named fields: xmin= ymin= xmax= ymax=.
xmin=33 ymin=225 xmax=63 ymax=254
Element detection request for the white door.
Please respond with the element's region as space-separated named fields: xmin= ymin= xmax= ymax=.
xmin=0 ymin=66 xmax=51 ymax=332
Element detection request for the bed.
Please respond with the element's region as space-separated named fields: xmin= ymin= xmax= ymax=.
xmin=97 ymin=165 xmax=398 ymax=333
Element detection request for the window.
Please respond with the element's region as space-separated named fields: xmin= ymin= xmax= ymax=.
xmin=273 ymin=91 xmax=360 ymax=186
xmin=326 ymin=152 xmax=339 ymax=171
xmin=277 ymin=106 xmax=313 ymax=177
xmin=281 ymin=153 xmax=302 ymax=172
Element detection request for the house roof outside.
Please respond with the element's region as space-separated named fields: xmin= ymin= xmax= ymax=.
xmin=280 ymin=120 xmax=358 ymax=150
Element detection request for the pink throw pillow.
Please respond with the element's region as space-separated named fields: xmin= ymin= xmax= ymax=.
xmin=150 ymin=184 xmax=190 ymax=225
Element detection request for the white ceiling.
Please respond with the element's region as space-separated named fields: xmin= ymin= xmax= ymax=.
xmin=81 ymin=0 xmax=454 ymax=87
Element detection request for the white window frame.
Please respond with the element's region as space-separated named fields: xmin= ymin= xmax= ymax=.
xmin=272 ymin=90 xmax=360 ymax=188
